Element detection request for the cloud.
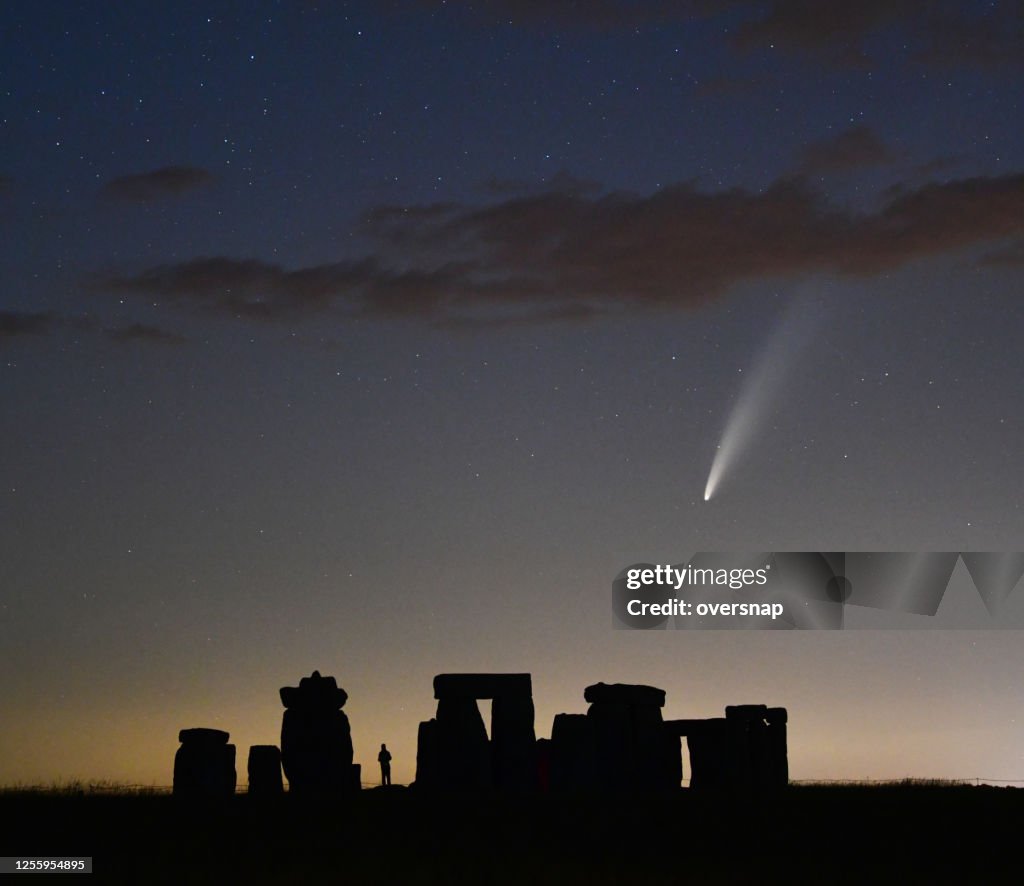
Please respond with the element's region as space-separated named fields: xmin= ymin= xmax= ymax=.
xmin=728 ymin=1 xmax=907 ymax=59
xmin=406 ymin=0 xmax=712 ymax=30
xmin=477 ymin=170 xmax=602 ymax=201
xmin=911 ymin=154 xmax=970 ymax=179
xmin=422 ymin=1 xmax=1023 ymax=68
xmin=797 ymin=126 xmax=895 ymax=175
xmin=101 ymin=166 xmax=213 ymax=203
xmin=104 ymin=323 xmax=186 ymax=345
xmin=911 ymin=4 xmax=1024 ymax=68
xmin=90 ymin=171 xmax=1024 ymax=326
xmin=692 ymin=75 xmax=764 ymax=99
xmin=437 ymin=302 xmax=602 ymax=329
xmin=980 ymin=240 xmax=1024 ymax=268
xmin=0 ymin=311 xmax=57 ymax=338
xmin=91 ymin=256 xmax=386 ymax=321
xmin=0 ymin=311 xmax=188 ymax=348
xmin=728 ymin=1 xmax=1023 ymax=69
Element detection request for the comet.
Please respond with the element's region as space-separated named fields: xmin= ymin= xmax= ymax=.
xmin=704 ymin=295 xmax=823 ymax=502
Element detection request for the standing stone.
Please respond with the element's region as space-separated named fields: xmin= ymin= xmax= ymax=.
xmin=415 ymin=719 xmax=440 ymax=789
xmin=764 ymin=707 xmax=789 ymax=788
xmin=548 ymin=684 xmax=680 ymax=792
xmin=725 ymin=704 xmax=790 ymax=790
xmin=279 ymin=671 xmax=356 ymax=796
xmin=433 ymin=696 xmax=491 ymax=789
xmin=549 ymin=713 xmax=596 ymax=791
xmin=535 ymin=738 xmax=552 ymax=792
xmin=491 ymin=692 xmax=537 ymax=791
xmin=587 ymin=701 xmax=636 ymax=791
xmin=676 ymin=705 xmax=789 ymax=790
xmin=584 ymin=683 xmax=677 ymax=792
xmin=415 ymin=673 xmax=538 ymax=791
xmin=247 ymin=745 xmax=283 ymax=795
xmin=684 ymin=718 xmax=731 ymax=790
xmin=173 ymin=728 xmax=236 ymax=799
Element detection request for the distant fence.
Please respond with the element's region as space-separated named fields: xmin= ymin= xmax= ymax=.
xmin=203 ymin=776 xmax=1024 ymax=790
xmin=3 ymin=778 xmax=1021 ymax=795
xmin=788 ymin=778 xmax=1024 ymax=786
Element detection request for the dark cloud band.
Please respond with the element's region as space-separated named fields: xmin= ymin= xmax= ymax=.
xmin=92 ymin=171 xmax=1024 ymax=327
xmin=0 ymin=311 xmax=57 ymax=338
xmin=101 ymin=166 xmax=213 ymax=203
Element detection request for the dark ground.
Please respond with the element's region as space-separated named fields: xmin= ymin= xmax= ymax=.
xmin=1 ymin=784 xmax=1018 ymax=884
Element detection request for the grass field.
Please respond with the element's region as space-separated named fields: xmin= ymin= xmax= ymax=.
xmin=1 ymin=782 xmax=1019 ymax=884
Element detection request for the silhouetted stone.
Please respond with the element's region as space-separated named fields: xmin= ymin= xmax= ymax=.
xmin=247 ymin=745 xmax=283 ymax=795
xmin=663 ymin=719 xmax=707 ymax=736
xmin=678 ymin=706 xmax=789 ymax=790
xmin=174 ymin=728 xmax=236 ymax=799
xmin=725 ymin=704 xmax=768 ymax=721
xmin=280 ymin=672 xmax=348 ymax=710
xmin=416 ymin=673 xmax=538 ymax=791
xmin=587 ymin=701 xmax=635 ymax=791
xmin=433 ymin=673 xmax=533 ymax=699
xmin=583 ymin=683 xmax=666 ymax=707
xmin=638 ymin=719 xmax=681 ymax=791
xmin=548 ymin=686 xmax=794 ymax=793
xmin=535 ymin=738 xmax=551 ymax=791
xmin=684 ymin=718 xmax=732 ymax=790
xmin=761 ymin=710 xmax=788 ymax=787
xmin=725 ymin=703 xmax=789 ymax=789
xmin=765 ymin=707 xmax=789 ymax=787
xmin=178 ymin=727 xmax=229 ymax=746
xmin=415 ymin=720 xmax=440 ymax=788
xmin=665 ymin=731 xmax=683 ymax=789
xmin=491 ymin=692 xmax=537 ymax=790
xmin=583 ymin=684 xmax=677 ymax=792
xmin=434 ymin=696 xmax=491 ymax=788
xmin=549 ymin=684 xmax=678 ymax=792
xmin=549 ymin=713 xmax=596 ymax=790
xmin=279 ymin=670 xmax=355 ymax=796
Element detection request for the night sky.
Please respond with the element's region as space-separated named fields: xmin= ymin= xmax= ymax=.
xmin=2 ymin=1 xmax=1023 ymax=787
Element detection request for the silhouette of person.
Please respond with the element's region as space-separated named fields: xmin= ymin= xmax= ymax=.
xmin=378 ymin=743 xmax=392 ymax=786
